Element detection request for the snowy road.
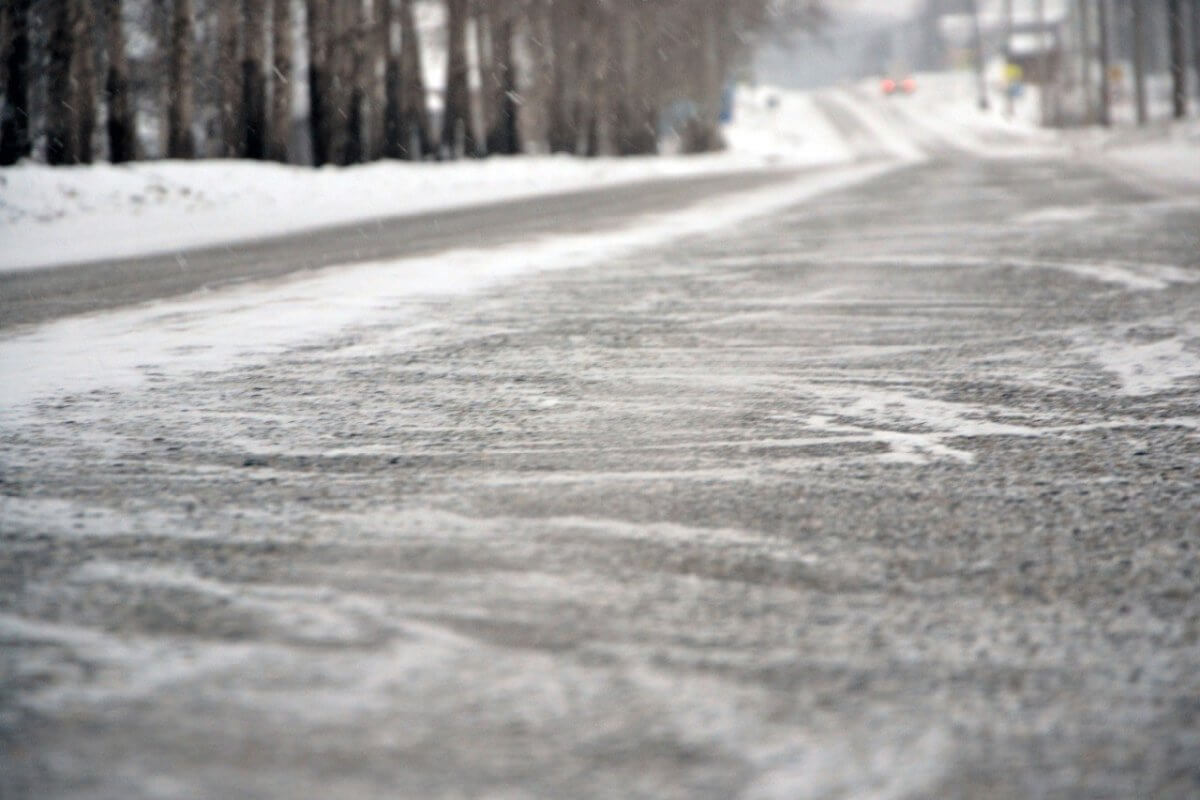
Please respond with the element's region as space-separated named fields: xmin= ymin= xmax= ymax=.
xmin=3 ymin=91 xmax=1200 ymax=799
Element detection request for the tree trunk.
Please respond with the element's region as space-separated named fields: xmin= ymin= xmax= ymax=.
xmin=584 ymin=4 xmax=612 ymax=157
xmin=1132 ymin=0 xmax=1148 ymax=124
xmin=241 ymin=0 xmax=268 ymax=158
xmin=1192 ymin=0 xmax=1200 ymax=102
xmin=1077 ymin=0 xmax=1094 ymax=123
xmin=1167 ymin=0 xmax=1187 ymax=118
xmin=441 ymin=0 xmax=475 ymax=158
xmin=0 ymin=0 xmax=33 ymax=165
xmin=681 ymin=5 xmax=726 ymax=154
xmin=612 ymin=9 xmax=657 ymax=156
xmin=306 ymin=0 xmax=332 ymax=165
xmin=468 ymin=1 xmax=487 ymax=153
xmin=268 ymin=0 xmax=292 ymax=162
xmin=484 ymin=8 xmax=519 ymax=156
xmin=167 ymin=0 xmax=195 ymax=158
xmin=523 ymin=0 xmax=555 ymax=153
xmin=547 ymin=0 xmax=579 ymax=153
xmin=397 ymin=0 xmax=432 ymax=158
xmin=368 ymin=0 xmax=388 ymax=159
xmin=384 ymin=0 xmax=403 ymax=157
xmin=330 ymin=0 xmax=355 ymax=164
xmin=46 ymin=0 xmax=78 ymax=164
xmin=345 ymin=0 xmax=373 ymax=163
xmin=216 ymin=0 xmax=241 ymax=156
xmin=72 ymin=0 xmax=98 ymax=163
xmin=1096 ymin=0 xmax=1111 ymax=126
xmin=571 ymin=4 xmax=595 ymax=155
xmin=104 ymin=0 xmax=137 ymax=161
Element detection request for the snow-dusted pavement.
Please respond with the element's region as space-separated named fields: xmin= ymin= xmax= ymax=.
xmin=3 ymin=89 xmax=1200 ymax=799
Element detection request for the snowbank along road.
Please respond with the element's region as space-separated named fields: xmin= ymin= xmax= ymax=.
xmin=2 ymin=86 xmax=1200 ymax=799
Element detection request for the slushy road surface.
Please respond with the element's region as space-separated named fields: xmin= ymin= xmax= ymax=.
xmin=3 ymin=98 xmax=1199 ymax=798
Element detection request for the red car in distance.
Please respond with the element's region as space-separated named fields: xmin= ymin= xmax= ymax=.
xmin=881 ymin=77 xmax=917 ymax=95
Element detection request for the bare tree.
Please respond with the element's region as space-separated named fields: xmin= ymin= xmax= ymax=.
xmin=46 ymin=0 xmax=78 ymax=164
xmin=0 ymin=0 xmax=33 ymax=165
xmin=546 ymin=0 xmax=581 ymax=153
xmin=104 ymin=0 xmax=137 ymax=161
xmin=1096 ymin=0 xmax=1112 ymax=127
xmin=441 ymin=0 xmax=475 ymax=158
xmin=368 ymin=0 xmax=389 ymax=159
xmin=611 ymin=4 xmax=658 ymax=156
xmin=241 ymin=0 xmax=268 ymax=157
xmin=216 ymin=0 xmax=241 ymax=156
xmin=72 ymin=0 xmax=98 ymax=163
xmin=329 ymin=0 xmax=356 ymax=164
xmin=1132 ymin=0 xmax=1148 ymax=124
xmin=483 ymin=1 xmax=519 ymax=155
xmin=306 ymin=0 xmax=332 ymax=165
xmin=346 ymin=0 xmax=374 ymax=163
xmin=167 ymin=0 xmax=196 ymax=158
xmin=1167 ymin=0 xmax=1186 ymax=118
xmin=1193 ymin=0 xmax=1200 ymax=102
xmin=395 ymin=0 xmax=432 ymax=158
xmin=268 ymin=0 xmax=293 ymax=162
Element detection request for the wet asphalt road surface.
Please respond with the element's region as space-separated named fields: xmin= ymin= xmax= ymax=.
xmin=3 ymin=107 xmax=1200 ymax=798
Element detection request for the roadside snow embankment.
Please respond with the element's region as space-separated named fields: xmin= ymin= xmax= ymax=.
xmin=0 ymin=161 xmax=899 ymax=416
xmin=0 ymin=88 xmax=853 ymax=272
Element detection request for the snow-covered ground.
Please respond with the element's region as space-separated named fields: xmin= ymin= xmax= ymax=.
xmin=0 ymin=88 xmax=856 ymax=272
xmin=0 ymin=161 xmax=899 ymax=417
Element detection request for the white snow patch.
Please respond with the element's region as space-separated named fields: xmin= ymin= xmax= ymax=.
xmin=819 ymin=90 xmax=928 ymax=162
xmin=1015 ymin=205 xmax=1103 ymax=224
xmin=1075 ymin=326 xmax=1200 ymax=396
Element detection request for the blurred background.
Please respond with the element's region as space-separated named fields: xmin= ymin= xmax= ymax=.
xmin=2 ymin=0 xmax=1196 ymax=168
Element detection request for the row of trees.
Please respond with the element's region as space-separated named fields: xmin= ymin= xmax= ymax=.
xmin=1007 ymin=0 xmax=1200 ymax=126
xmin=0 ymin=0 xmax=826 ymax=167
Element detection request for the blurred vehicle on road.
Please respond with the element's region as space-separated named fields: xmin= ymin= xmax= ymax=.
xmin=881 ymin=76 xmax=917 ymax=96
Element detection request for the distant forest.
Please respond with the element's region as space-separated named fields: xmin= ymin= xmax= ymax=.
xmin=0 ymin=0 xmax=827 ymax=167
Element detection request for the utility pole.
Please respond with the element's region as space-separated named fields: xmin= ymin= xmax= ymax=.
xmin=1097 ymin=0 xmax=1112 ymax=126
xmin=1132 ymin=0 xmax=1148 ymax=125
xmin=969 ymin=0 xmax=990 ymax=110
